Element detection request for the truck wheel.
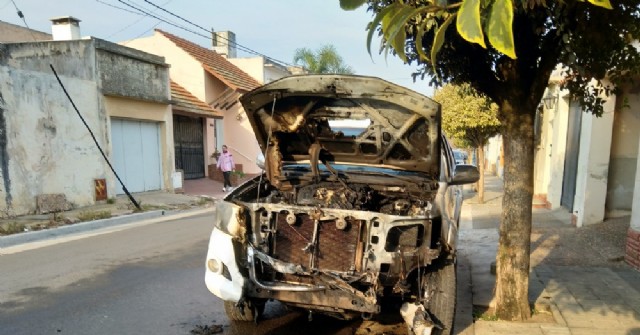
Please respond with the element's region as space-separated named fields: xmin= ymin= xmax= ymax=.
xmin=223 ymin=299 xmax=265 ymax=322
xmin=421 ymin=258 xmax=456 ymax=335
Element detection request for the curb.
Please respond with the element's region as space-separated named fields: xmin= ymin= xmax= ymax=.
xmin=0 ymin=207 xmax=215 ymax=249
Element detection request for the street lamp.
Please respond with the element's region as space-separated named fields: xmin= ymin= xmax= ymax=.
xmin=542 ymin=90 xmax=558 ymax=110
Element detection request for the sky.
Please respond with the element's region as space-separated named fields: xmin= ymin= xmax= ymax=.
xmin=0 ymin=0 xmax=435 ymax=97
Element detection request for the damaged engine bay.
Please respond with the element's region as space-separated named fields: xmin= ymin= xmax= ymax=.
xmin=205 ymin=75 xmax=478 ymax=335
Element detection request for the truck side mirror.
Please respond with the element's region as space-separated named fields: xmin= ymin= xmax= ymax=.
xmin=450 ymin=165 xmax=480 ymax=185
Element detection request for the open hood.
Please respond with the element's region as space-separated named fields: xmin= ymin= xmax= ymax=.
xmin=240 ymin=75 xmax=441 ymax=187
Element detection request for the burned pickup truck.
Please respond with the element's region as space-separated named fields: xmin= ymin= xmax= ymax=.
xmin=204 ymin=75 xmax=479 ymax=335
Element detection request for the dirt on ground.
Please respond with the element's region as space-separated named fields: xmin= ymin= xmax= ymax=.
xmin=530 ymin=215 xmax=630 ymax=268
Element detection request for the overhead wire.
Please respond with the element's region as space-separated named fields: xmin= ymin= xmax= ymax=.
xmin=139 ymin=0 xmax=294 ymax=66
xmin=103 ymin=0 xmax=293 ymax=67
xmin=115 ymin=0 xmax=202 ymax=37
xmin=94 ymin=0 xmax=144 ymax=16
xmin=106 ymin=0 xmax=173 ymax=39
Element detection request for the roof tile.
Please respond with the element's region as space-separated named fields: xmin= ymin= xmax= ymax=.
xmin=157 ymin=29 xmax=261 ymax=92
xmin=171 ymin=80 xmax=223 ymax=118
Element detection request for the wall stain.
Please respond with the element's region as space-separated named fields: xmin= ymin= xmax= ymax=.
xmin=0 ymin=91 xmax=11 ymax=208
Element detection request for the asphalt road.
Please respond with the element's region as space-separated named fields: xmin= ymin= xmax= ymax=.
xmin=0 ymin=211 xmax=404 ymax=335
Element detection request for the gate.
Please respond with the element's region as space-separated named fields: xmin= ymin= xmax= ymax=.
xmin=561 ymin=101 xmax=582 ymax=211
xmin=173 ymin=115 xmax=204 ymax=179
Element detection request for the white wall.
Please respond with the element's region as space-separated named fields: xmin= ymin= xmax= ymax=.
xmin=572 ymin=92 xmax=615 ymax=226
xmin=630 ymin=132 xmax=640 ymax=232
xmin=485 ymin=135 xmax=502 ymax=176
xmin=0 ymin=66 xmax=107 ymax=216
xmin=545 ymin=91 xmax=571 ymax=208
xmin=607 ymin=90 xmax=640 ymax=211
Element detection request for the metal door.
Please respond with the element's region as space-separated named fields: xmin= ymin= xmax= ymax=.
xmin=561 ymin=102 xmax=582 ymax=210
xmin=110 ymin=119 xmax=162 ymax=194
xmin=173 ymin=115 xmax=205 ymax=179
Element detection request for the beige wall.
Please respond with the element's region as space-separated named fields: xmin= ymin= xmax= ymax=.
xmin=123 ymin=33 xmax=207 ymax=100
xmin=125 ymin=32 xmax=267 ymax=175
xmin=228 ymin=57 xmax=266 ymax=84
xmin=104 ymin=96 xmax=174 ymax=193
xmin=228 ymin=56 xmax=291 ymax=84
xmin=222 ymin=104 xmax=262 ymax=174
xmin=124 ymin=32 xmax=221 ymax=177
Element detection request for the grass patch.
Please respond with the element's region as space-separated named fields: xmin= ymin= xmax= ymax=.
xmin=106 ymin=197 xmax=116 ymax=204
xmin=0 ymin=222 xmax=26 ymax=235
xmin=473 ymin=306 xmax=499 ymax=321
xmin=197 ymin=197 xmax=215 ymax=206
xmin=77 ymin=210 xmax=112 ymax=222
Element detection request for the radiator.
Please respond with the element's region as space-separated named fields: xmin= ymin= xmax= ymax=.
xmin=274 ymin=213 xmax=363 ymax=272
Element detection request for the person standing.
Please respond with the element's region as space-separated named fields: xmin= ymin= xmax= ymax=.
xmin=217 ymin=145 xmax=235 ymax=192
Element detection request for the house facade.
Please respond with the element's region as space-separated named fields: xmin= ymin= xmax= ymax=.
xmin=531 ymin=66 xmax=640 ymax=270
xmin=124 ymin=30 xmax=264 ymax=175
xmin=170 ymin=80 xmax=222 ymax=179
xmin=0 ymin=18 xmax=174 ymax=216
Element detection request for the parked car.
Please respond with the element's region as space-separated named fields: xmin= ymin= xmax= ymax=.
xmin=204 ymin=75 xmax=479 ymax=335
xmin=453 ymin=150 xmax=468 ymax=165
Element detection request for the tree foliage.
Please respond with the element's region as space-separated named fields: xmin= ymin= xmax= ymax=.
xmin=293 ymin=45 xmax=355 ymax=74
xmin=340 ymin=0 xmax=640 ymax=322
xmin=341 ymin=0 xmax=613 ymax=62
xmin=434 ymin=83 xmax=500 ymax=149
xmin=435 ymin=83 xmax=500 ymax=204
xmin=341 ymin=0 xmax=639 ymax=116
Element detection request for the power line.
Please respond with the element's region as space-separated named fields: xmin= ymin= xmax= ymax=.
xmin=105 ymin=0 xmax=173 ymax=39
xmin=138 ymin=0 xmax=293 ymax=66
xmin=140 ymin=0 xmax=210 ymax=35
xmin=124 ymin=21 xmax=162 ymax=42
xmin=116 ymin=0 xmax=199 ymax=35
xmin=94 ymin=0 xmax=144 ymax=16
xmin=103 ymin=0 xmax=293 ymax=67
xmin=8 ymin=0 xmax=39 ymax=43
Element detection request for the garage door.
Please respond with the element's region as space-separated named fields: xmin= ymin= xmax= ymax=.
xmin=111 ymin=119 xmax=162 ymax=194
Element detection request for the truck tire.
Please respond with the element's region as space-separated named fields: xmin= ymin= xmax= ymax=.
xmin=421 ymin=258 xmax=456 ymax=335
xmin=223 ymin=300 xmax=265 ymax=322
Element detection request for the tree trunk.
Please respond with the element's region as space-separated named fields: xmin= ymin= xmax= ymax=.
xmin=494 ymin=103 xmax=535 ymax=321
xmin=476 ymin=145 xmax=485 ymax=204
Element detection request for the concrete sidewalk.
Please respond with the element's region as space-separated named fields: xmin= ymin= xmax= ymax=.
xmin=0 ymin=175 xmax=256 ymax=248
xmin=455 ymin=175 xmax=640 ymax=335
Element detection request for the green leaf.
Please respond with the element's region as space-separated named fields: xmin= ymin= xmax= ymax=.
xmin=487 ymin=0 xmax=516 ymax=59
xmin=339 ymin=0 xmax=367 ymax=10
xmin=415 ymin=23 xmax=430 ymax=62
xmin=456 ymin=0 xmax=486 ymax=48
xmin=587 ymin=0 xmax=613 ymax=9
xmin=431 ymin=13 xmax=456 ymax=68
xmin=367 ymin=4 xmax=399 ymax=57
xmin=382 ymin=5 xmax=416 ymax=62
xmin=391 ymin=26 xmax=408 ymax=61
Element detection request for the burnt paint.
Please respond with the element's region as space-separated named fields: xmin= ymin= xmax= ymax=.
xmin=0 ymin=92 xmax=11 ymax=207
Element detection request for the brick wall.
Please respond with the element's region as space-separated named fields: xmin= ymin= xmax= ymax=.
xmin=626 ymin=228 xmax=640 ymax=270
